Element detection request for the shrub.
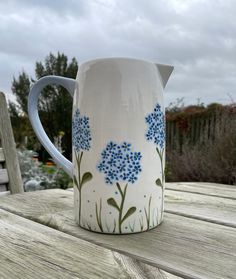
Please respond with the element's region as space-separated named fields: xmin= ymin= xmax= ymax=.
xmin=166 ymin=105 xmax=236 ymax=185
xmin=18 ymin=149 xmax=72 ymax=191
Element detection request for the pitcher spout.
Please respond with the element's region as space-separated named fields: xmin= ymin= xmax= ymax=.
xmin=155 ymin=63 xmax=174 ymax=88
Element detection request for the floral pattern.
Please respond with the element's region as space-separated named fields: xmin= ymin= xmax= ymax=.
xmin=72 ymin=109 xmax=92 ymax=152
xmin=145 ymin=103 xmax=165 ymax=149
xmin=97 ymin=141 xmax=142 ymax=233
xmin=72 ymin=108 xmax=93 ymax=225
xmin=145 ymin=103 xmax=165 ymax=221
xmin=97 ymin=141 xmax=142 ymax=185
xmin=71 ymin=104 xmax=165 ymax=233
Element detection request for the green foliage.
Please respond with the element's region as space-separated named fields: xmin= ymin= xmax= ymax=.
xmin=51 ymin=167 xmax=73 ymax=190
xmin=10 ymin=52 xmax=78 ymax=160
xmin=11 ymin=72 xmax=31 ymax=114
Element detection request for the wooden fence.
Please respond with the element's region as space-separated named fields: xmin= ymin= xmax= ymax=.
xmin=166 ymin=109 xmax=236 ymax=152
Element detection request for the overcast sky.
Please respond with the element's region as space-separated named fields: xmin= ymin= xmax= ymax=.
xmin=0 ymin=0 xmax=236 ymax=106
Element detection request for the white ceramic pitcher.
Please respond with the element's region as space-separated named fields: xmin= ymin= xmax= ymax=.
xmin=28 ymin=58 xmax=174 ymax=234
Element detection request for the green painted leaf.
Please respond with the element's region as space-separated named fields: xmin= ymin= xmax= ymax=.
xmin=156 ymin=178 xmax=162 ymax=187
xmin=81 ymin=172 xmax=93 ymax=187
xmin=73 ymin=175 xmax=80 ymax=190
xmin=122 ymin=207 xmax=136 ymax=223
xmin=107 ymin=198 xmax=119 ymax=211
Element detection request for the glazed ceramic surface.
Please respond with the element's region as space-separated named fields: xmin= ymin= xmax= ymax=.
xmin=28 ymin=58 xmax=174 ymax=234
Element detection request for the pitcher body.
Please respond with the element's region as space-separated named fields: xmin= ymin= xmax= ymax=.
xmin=28 ymin=57 xmax=173 ymax=234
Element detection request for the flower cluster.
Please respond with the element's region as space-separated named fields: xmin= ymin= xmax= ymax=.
xmin=72 ymin=109 xmax=92 ymax=152
xmin=97 ymin=142 xmax=142 ymax=185
xmin=145 ymin=103 xmax=165 ymax=149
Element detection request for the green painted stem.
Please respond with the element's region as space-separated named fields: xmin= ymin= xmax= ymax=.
xmin=144 ymin=196 xmax=152 ymax=230
xmin=76 ymin=151 xmax=83 ymax=225
xmin=156 ymin=147 xmax=165 ymax=221
xmin=95 ymin=198 xmax=103 ymax=232
xmin=107 ymin=183 xmax=135 ymax=233
xmin=116 ymin=183 xmax=128 ymax=234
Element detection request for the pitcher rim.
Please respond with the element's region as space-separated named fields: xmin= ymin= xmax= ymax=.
xmin=80 ymin=57 xmax=173 ymax=68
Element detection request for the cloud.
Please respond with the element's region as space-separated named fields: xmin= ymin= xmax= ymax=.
xmin=0 ymin=0 xmax=236 ymax=105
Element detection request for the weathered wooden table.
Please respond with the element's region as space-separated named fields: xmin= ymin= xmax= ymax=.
xmin=0 ymin=182 xmax=235 ymax=279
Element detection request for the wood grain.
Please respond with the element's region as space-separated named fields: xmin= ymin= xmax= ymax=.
xmin=0 ymin=162 xmax=7 ymax=193
xmin=0 ymin=148 xmax=5 ymax=162
xmin=0 ymin=92 xmax=23 ymax=194
xmin=0 ymin=189 xmax=235 ymax=279
xmin=0 ymin=185 xmax=7 ymax=192
xmin=0 ymin=149 xmax=8 ymax=194
xmin=0 ymin=191 xmax=10 ymax=197
xmin=0 ymin=169 xmax=8 ymax=184
xmin=166 ymin=182 xmax=236 ymax=199
xmin=165 ymin=189 xmax=236 ymax=228
xmin=113 ymin=253 xmax=181 ymax=279
xmin=0 ymin=208 xmax=179 ymax=279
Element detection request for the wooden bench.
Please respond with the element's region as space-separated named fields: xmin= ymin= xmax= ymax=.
xmin=0 ymin=92 xmax=23 ymax=195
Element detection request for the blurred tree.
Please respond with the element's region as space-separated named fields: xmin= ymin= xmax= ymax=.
xmin=9 ymin=52 xmax=78 ymax=161
xmin=11 ymin=71 xmax=31 ymax=114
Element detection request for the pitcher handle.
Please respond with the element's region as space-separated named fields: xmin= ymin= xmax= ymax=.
xmin=28 ymin=76 xmax=76 ymax=178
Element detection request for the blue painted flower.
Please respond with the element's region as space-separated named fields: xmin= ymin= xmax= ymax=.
xmin=72 ymin=109 xmax=92 ymax=152
xmin=97 ymin=142 xmax=142 ymax=185
xmin=145 ymin=103 xmax=165 ymax=149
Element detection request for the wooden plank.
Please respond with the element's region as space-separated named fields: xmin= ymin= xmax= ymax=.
xmin=173 ymin=121 xmax=177 ymax=149
xmin=201 ymin=116 xmax=205 ymax=142
xmin=0 ymin=148 xmax=5 ymax=162
xmin=166 ymin=182 xmax=236 ymax=199
xmin=166 ymin=121 xmax=171 ymax=150
xmin=0 ymin=209 xmax=179 ymax=279
xmin=211 ymin=113 xmax=216 ymax=140
xmin=0 ymin=92 xmax=23 ymax=194
xmin=0 ymin=171 xmax=7 ymax=194
xmin=198 ymin=116 xmax=202 ymax=142
xmin=166 ymin=121 xmax=170 ymax=149
xmin=0 ymin=185 xmax=7 ymax=192
xmin=175 ymin=122 xmax=180 ymax=150
xmin=165 ymin=189 xmax=236 ymax=228
xmin=0 ymin=169 xmax=8 ymax=185
xmin=170 ymin=121 xmax=175 ymax=150
xmin=0 ymin=191 xmax=10 ymax=197
xmin=207 ymin=117 xmax=211 ymax=139
xmin=190 ymin=117 xmax=195 ymax=144
xmin=0 ymin=189 xmax=235 ymax=279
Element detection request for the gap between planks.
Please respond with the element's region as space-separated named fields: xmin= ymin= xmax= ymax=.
xmin=165 ymin=188 xmax=236 ymax=200
xmin=165 ymin=189 xmax=236 ymax=228
xmin=0 ymin=148 xmax=5 ymax=162
xmin=0 ymin=208 xmax=179 ymax=279
xmin=0 ymin=169 xmax=9 ymax=185
xmin=0 ymin=189 xmax=236 ymax=279
xmin=166 ymin=182 xmax=236 ymax=200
